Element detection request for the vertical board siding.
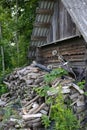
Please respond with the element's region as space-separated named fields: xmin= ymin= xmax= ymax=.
xmin=47 ymin=0 xmax=79 ymax=43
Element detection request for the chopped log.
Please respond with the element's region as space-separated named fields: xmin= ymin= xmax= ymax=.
xmin=40 ymin=109 xmax=48 ymax=115
xmin=77 ymin=100 xmax=85 ymax=107
xmin=76 ymin=96 xmax=85 ymax=107
xmin=34 ymin=78 xmax=43 ymax=85
xmin=25 ymin=118 xmax=41 ymax=125
xmin=43 ymin=106 xmax=49 ymax=111
xmin=52 ymin=79 xmax=62 ymax=88
xmin=24 ymin=96 xmax=39 ymax=107
xmin=62 ymin=88 xmax=70 ymax=94
xmin=26 ymin=121 xmax=42 ymax=128
xmin=33 ymin=103 xmax=46 ymax=114
xmin=3 ymin=81 xmax=10 ymax=87
xmin=22 ymin=113 xmax=42 ymax=120
xmin=70 ymin=93 xmax=79 ymax=100
xmin=71 ymin=83 xmax=84 ymax=94
xmin=28 ymin=105 xmax=39 ymax=114
xmin=52 ymin=78 xmax=62 ymax=87
xmin=0 ymin=99 xmax=6 ymax=106
xmin=73 ymin=105 xmax=86 ymax=113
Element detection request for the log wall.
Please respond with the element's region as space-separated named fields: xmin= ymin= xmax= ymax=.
xmin=37 ymin=37 xmax=86 ymax=67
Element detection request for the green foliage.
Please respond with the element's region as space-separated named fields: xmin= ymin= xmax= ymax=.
xmin=84 ymin=92 xmax=87 ymax=96
xmin=77 ymin=80 xmax=85 ymax=90
xmin=0 ymin=84 xmax=8 ymax=96
xmin=0 ymin=0 xmax=38 ymax=71
xmin=2 ymin=105 xmax=21 ymax=123
xmin=44 ymin=68 xmax=68 ymax=83
xmin=34 ymin=85 xmax=50 ymax=97
xmin=41 ymin=115 xmax=51 ymax=128
xmin=0 ymin=72 xmax=8 ymax=96
xmin=51 ymin=89 xmax=80 ymax=130
xmin=2 ymin=106 xmax=12 ymax=122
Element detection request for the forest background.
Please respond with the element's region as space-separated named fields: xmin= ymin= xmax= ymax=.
xmin=0 ymin=0 xmax=37 ymax=95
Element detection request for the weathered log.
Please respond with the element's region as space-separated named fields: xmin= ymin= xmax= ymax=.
xmin=73 ymin=105 xmax=86 ymax=113
xmin=28 ymin=105 xmax=39 ymax=114
xmin=62 ymin=87 xmax=70 ymax=94
xmin=26 ymin=121 xmax=42 ymax=128
xmin=33 ymin=103 xmax=46 ymax=114
xmin=40 ymin=109 xmax=48 ymax=115
xmin=22 ymin=113 xmax=42 ymax=120
xmin=52 ymin=78 xmax=62 ymax=88
xmin=43 ymin=106 xmax=49 ymax=111
xmin=70 ymin=93 xmax=79 ymax=100
xmin=34 ymin=78 xmax=43 ymax=85
xmin=71 ymin=83 xmax=84 ymax=94
xmin=25 ymin=118 xmax=41 ymax=124
xmin=77 ymin=100 xmax=85 ymax=107
xmin=24 ymin=96 xmax=39 ymax=107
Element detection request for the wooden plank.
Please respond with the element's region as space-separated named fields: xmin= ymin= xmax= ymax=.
xmin=31 ymin=36 xmax=47 ymax=41
xmin=34 ymin=22 xmax=50 ymax=28
xmin=36 ymin=8 xmax=53 ymax=15
xmin=61 ymin=0 xmax=87 ymax=42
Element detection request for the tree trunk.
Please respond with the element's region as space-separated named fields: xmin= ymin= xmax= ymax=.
xmin=1 ymin=46 xmax=5 ymax=74
xmin=16 ymin=0 xmax=19 ymax=67
xmin=0 ymin=23 xmax=5 ymax=74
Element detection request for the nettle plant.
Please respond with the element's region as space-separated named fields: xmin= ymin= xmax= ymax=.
xmin=44 ymin=67 xmax=68 ymax=84
xmin=77 ymin=80 xmax=85 ymax=90
xmin=34 ymin=67 xmax=80 ymax=129
xmin=50 ymin=89 xmax=80 ymax=130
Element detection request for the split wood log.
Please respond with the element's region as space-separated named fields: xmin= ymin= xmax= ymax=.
xmin=34 ymin=78 xmax=43 ymax=85
xmin=3 ymin=81 xmax=10 ymax=87
xmin=25 ymin=118 xmax=41 ymax=124
xmin=40 ymin=109 xmax=48 ymax=115
xmin=69 ymin=93 xmax=80 ymax=100
xmin=22 ymin=113 xmax=42 ymax=120
xmin=77 ymin=100 xmax=85 ymax=107
xmin=62 ymin=88 xmax=70 ymax=94
xmin=24 ymin=95 xmax=39 ymax=107
xmin=73 ymin=105 xmax=86 ymax=113
xmin=52 ymin=78 xmax=62 ymax=87
xmin=33 ymin=103 xmax=46 ymax=114
xmin=26 ymin=121 xmax=42 ymax=128
xmin=43 ymin=106 xmax=49 ymax=111
xmin=71 ymin=83 xmax=84 ymax=94
xmin=28 ymin=105 xmax=39 ymax=114
xmin=26 ymin=103 xmax=33 ymax=110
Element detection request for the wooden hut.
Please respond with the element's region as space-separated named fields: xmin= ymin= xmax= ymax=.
xmin=28 ymin=0 xmax=87 ymax=68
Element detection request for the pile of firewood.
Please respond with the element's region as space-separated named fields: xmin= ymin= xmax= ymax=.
xmin=0 ymin=64 xmax=87 ymax=129
xmin=2 ymin=64 xmax=46 ymax=101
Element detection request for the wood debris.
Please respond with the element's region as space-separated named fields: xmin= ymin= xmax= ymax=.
xmin=0 ymin=64 xmax=87 ymax=129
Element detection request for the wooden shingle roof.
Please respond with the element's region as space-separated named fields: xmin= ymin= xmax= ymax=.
xmin=61 ymin=0 xmax=87 ymax=43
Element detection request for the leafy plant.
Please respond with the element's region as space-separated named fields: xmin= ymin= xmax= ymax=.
xmin=77 ymin=80 xmax=85 ymax=90
xmin=45 ymin=96 xmax=53 ymax=105
xmin=0 ymin=72 xmax=8 ymax=96
xmin=33 ymin=85 xmax=50 ymax=97
xmin=50 ymin=89 xmax=80 ymax=130
xmin=44 ymin=68 xmax=68 ymax=83
xmin=2 ymin=104 xmax=21 ymax=123
xmin=41 ymin=115 xmax=51 ymax=128
xmin=0 ymin=84 xmax=8 ymax=96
